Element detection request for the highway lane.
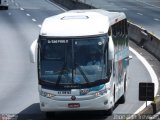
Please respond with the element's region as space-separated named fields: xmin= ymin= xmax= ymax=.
xmin=0 ymin=9 xmax=38 ymax=113
xmin=13 ymin=0 xmax=63 ymax=25
xmin=0 ymin=0 xmax=63 ymax=116
xmin=81 ymin=0 xmax=160 ymax=38
xmin=0 ymin=0 xmax=157 ymax=120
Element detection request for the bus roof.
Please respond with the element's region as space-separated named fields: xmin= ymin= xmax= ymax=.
xmin=40 ymin=9 xmax=126 ymax=37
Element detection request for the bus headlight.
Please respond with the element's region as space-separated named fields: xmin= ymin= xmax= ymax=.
xmin=95 ymin=89 xmax=107 ymax=97
xmin=40 ymin=91 xmax=55 ymax=99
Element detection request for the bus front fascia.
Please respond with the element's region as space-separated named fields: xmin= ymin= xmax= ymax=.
xmin=36 ymin=34 xmax=112 ymax=89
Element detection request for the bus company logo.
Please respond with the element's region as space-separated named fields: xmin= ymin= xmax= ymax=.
xmin=71 ymin=96 xmax=76 ymax=101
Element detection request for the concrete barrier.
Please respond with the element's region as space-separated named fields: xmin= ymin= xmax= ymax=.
xmin=50 ymin=0 xmax=95 ymax=10
xmin=128 ymin=22 xmax=160 ymax=61
xmin=51 ymin=0 xmax=160 ymax=117
xmin=143 ymin=33 xmax=160 ymax=61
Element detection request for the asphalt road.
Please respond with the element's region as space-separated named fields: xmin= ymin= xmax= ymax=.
xmin=81 ymin=0 xmax=160 ymax=38
xmin=0 ymin=0 xmax=159 ymax=120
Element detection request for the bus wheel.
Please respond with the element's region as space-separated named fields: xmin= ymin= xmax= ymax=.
xmin=45 ymin=112 xmax=55 ymax=119
xmin=100 ymin=108 xmax=113 ymax=117
xmin=118 ymin=93 xmax=125 ymax=104
xmin=107 ymin=107 xmax=113 ymax=116
xmin=118 ymin=81 xmax=126 ymax=104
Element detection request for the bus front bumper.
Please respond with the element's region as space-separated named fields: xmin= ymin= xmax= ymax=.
xmin=39 ymin=94 xmax=113 ymax=112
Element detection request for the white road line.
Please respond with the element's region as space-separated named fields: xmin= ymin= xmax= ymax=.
xmin=32 ymin=19 xmax=37 ymax=22
xmin=20 ymin=7 xmax=24 ymax=11
xmin=122 ymin=8 xmax=127 ymax=10
xmin=129 ymin=47 xmax=159 ymax=115
xmin=154 ymin=18 xmax=160 ymax=21
xmin=135 ymin=0 xmax=160 ymax=9
xmin=38 ymin=25 xmax=42 ymax=28
xmin=26 ymin=13 xmax=31 ymax=17
xmin=8 ymin=12 xmax=12 ymax=16
xmin=15 ymin=3 xmax=19 ymax=7
xmin=137 ymin=13 xmax=143 ymax=16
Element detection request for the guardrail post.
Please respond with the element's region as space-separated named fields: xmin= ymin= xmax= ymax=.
xmin=151 ymin=98 xmax=157 ymax=115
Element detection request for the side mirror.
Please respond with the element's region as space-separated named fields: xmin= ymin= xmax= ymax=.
xmin=125 ymin=55 xmax=133 ymax=62
xmin=30 ymin=39 xmax=38 ymax=63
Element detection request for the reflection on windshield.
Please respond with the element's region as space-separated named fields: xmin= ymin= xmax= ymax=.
xmin=74 ymin=37 xmax=104 ymax=84
xmin=39 ymin=36 xmax=108 ymax=86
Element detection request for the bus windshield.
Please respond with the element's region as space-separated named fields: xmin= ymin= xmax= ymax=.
xmin=39 ymin=35 xmax=108 ymax=88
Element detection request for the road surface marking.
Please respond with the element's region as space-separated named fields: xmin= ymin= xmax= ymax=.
xmin=154 ymin=18 xmax=160 ymax=21
xmin=122 ymin=8 xmax=127 ymax=10
xmin=137 ymin=13 xmax=143 ymax=16
xmin=15 ymin=3 xmax=19 ymax=7
xmin=38 ymin=25 xmax=42 ymax=28
xmin=32 ymin=19 xmax=37 ymax=22
xmin=129 ymin=47 xmax=158 ymax=115
xmin=136 ymin=0 xmax=160 ymax=9
xmin=26 ymin=14 xmax=31 ymax=17
xmin=8 ymin=12 xmax=12 ymax=16
xmin=20 ymin=7 xmax=24 ymax=11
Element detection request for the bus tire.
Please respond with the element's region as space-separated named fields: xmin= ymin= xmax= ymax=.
xmin=105 ymin=86 xmax=115 ymax=116
xmin=101 ymin=108 xmax=113 ymax=117
xmin=107 ymin=107 xmax=113 ymax=116
xmin=118 ymin=94 xmax=125 ymax=104
xmin=45 ymin=112 xmax=55 ymax=119
xmin=102 ymin=87 xmax=115 ymax=116
xmin=118 ymin=80 xmax=126 ymax=104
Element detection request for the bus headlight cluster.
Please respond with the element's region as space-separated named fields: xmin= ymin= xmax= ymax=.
xmin=95 ymin=89 xmax=107 ymax=97
xmin=40 ymin=91 xmax=55 ymax=99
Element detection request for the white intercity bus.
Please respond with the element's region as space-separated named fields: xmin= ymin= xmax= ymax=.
xmin=30 ymin=9 xmax=130 ymax=117
xmin=0 ymin=0 xmax=8 ymax=10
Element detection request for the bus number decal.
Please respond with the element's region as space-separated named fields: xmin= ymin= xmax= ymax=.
xmin=48 ymin=40 xmax=68 ymax=44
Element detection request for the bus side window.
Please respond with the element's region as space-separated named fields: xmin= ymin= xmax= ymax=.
xmin=117 ymin=22 xmax=121 ymax=36
xmin=122 ymin=20 xmax=125 ymax=36
xmin=125 ymin=19 xmax=128 ymax=35
xmin=108 ymin=27 xmax=112 ymax=36
xmin=112 ymin=24 xmax=117 ymax=52
xmin=112 ymin=25 xmax=116 ymax=37
xmin=104 ymin=43 xmax=110 ymax=76
xmin=123 ymin=19 xmax=128 ymax=47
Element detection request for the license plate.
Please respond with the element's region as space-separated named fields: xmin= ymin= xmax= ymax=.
xmin=58 ymin=91 xmax=71 ymax=95
xmin=68 ymin=103 xmax=80 ymax=108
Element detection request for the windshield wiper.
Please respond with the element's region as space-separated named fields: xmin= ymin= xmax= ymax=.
xmin=75 ymin=63 xmax=90 ymax=83
xmin=56 ymin=64 xmax=66 ymax=85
